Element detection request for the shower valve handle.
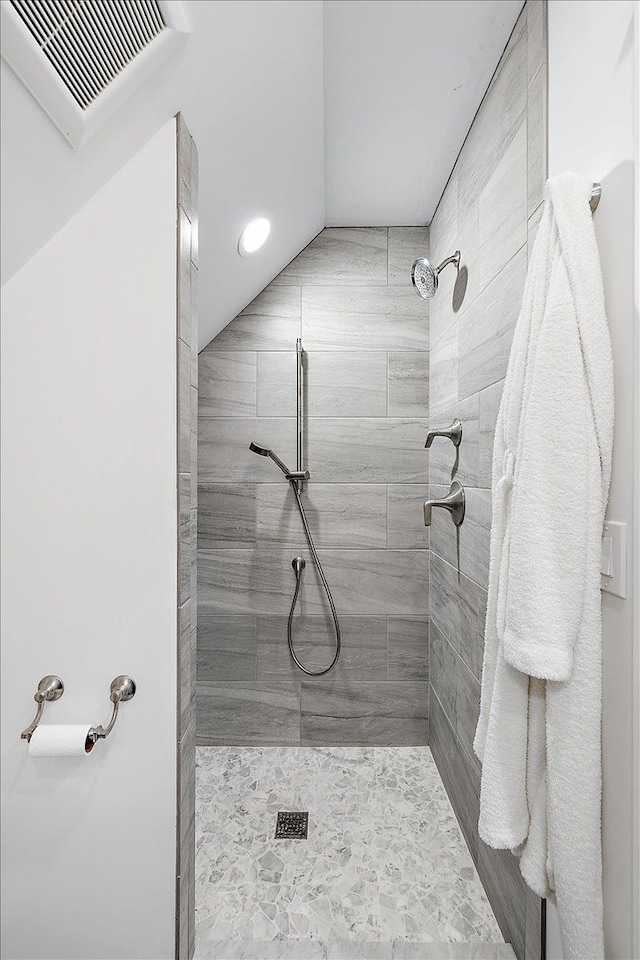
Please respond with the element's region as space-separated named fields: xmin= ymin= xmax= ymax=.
xmin=425 ymin=418 xmax=462 ymax=449
xmin=423 ymin=481 xmax=466 ymax=527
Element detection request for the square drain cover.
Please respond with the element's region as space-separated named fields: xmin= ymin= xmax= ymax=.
xmin=275 ymin=811 xmax=308 ymax=839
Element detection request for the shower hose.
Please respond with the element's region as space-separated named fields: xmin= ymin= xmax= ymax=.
xmin=287 ymin=481 xmax=342 ymax=676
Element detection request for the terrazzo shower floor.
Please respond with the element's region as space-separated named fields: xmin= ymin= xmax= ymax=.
xmin=195 ymin=746 xmax=513 ymax=960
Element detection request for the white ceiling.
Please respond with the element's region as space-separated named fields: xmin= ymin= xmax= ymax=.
xmin=324 ymin=0 xmax=523 ymax=225
xmin=1 ymin=0 xmax=522 ymax=350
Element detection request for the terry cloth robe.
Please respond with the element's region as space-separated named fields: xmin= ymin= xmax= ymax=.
xmin=473 ymin=173 xmax=614 ymax=960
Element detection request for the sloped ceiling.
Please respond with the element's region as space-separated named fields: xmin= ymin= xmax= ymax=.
xmin=1 ymin=0 xmax=522 ymax=350
xmin=324 ymin=0 xmax=523 ymax=225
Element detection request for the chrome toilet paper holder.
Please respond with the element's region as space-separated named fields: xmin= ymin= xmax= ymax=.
xmin=21 ymin=675 xmax=136 ymax=745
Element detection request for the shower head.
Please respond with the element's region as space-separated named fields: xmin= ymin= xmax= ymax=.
xmin=411 ymin=250 xmax=461 ymax=300
xmin=411 ymin=258 xmax=438 ymax=300
xmin=249 ymin=442 xmax=270 ymax=457
xmin=249 ymin=442 xmax=310 ymax=481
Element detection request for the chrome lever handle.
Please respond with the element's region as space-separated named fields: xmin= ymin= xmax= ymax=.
xmin=425 ymin=418 xmax=462 ymax=449
xmin=423 ymin=481 xmax=465 ymax=527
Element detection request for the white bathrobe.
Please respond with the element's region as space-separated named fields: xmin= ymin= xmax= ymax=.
xmin=474 ymin=173 xmax=614 ymax=960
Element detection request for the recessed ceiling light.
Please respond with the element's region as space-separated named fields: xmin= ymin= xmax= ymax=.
xmin=238 ymin=217 xmax=271 ymax=256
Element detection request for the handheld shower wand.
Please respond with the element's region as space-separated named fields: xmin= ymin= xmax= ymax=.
xmin=248 ymin=441 xmax=341 ymax=676
xmin=248 ymin=442 xmax=309 ymax=481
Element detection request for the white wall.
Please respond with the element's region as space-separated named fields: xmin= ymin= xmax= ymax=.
xmin=323 ymin=0 xmax=522 ymax=226
xmin=0 ymin=0 xmax=325 ymax=351
xmin=0 ymin=122 xmax=178 ymax=960
xmin=547 ymin=2 xmax=639 ymax=958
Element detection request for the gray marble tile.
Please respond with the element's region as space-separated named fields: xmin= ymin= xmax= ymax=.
xmin=300 ymin=682 xmax=428 ymax=746
xmin=196 ymin=682 xmax=300 ymax=746
xmin=387 ymin=484 xmax=430 ymax=549
xmin=199 ymin=351 xmax=256 ymax=417
xmin=524 ymin=888 xmax=543 ymax=960
xmin=307 ymin=352 xmax=388 ymax=418
xmin=388 ymin=227 xmax=429 ymax=285
xmin=178 ymin=206 xmax=193 ymax=349
xmin=177 ymin=113 xmax=194 ymax=221
xmin=274 ymin=228 xmax=388 ymax=286
xmin=207 ymin=287 xmax=301 ymax=352
xmin=526 ymin=67 xmax=547 ymax=217
xmin=429 ymin=619 xmax=458 ymax=726
xmin=191 ymin=264 xmax=199 ymax=387
xmin=257 ymin=616 xmax=387 ymax=682
xmin=527 ymin=0 xmax=547 ymax=86
xmin=178 ymin=735 xmax=196 ymax=960
xmin=457 ymin=12 xmax=527 ymax=214
xmin=191 ymin=387 xmax=199 ymax=508
xmin=477 ymin=841 xmax=526 ymax=960
xmin=527 ymin=204 xmax=543 ymax=263
xmin=199 ymin=547 xmax=429 ymax=616
xmin=392 ymin=947 xmax=514 ymax=959
xmin=471 ymin=122 xmax=527 ymax=302
xmin=387 ymin=617 xmax=429 ymax=681
xmin=429 ymin=486 xmax=491 ymax=591
xmin=297 ymin=549 xmax=430 ymax=617
xmin=179 ymin=337 xmax=192 ymax=472
xmin=179 ymin=475 xmax=193 ymax=607
xmin=429 ymin=321 xmax=458 ymax=415
xmin=190 ymin=135 xmax=199 ymax=269
xmin=429 ymin=689 xmax=480 ymax=864
xmin=458 ymin=248 xmax=526 ymax=402
xmin=198 ymin=418 xmax=296 ymax=483
xmin=429 ymin=171 xmax=458 ymax=284
xmin=307 ymin=418 xmax=428 ymax=483
xmin=455 ymin=656 xmax=481 ymax=777
xmin=194 ymin=934 xmax=512 ymax=954
xmin=430 ymin=553 xmax=484 ymax=682
xmin=257 ymin=483 xmax=387 ymax=550
xmin=302 ymin=287 xmax=426 ymax=351
xmin=179 ymin=599 xmax=194 ymax=734
xmin=196 ymin=943 xmax=331 ymax=959
xmin=256 ymin=351 xmax=297 ymax=417
xmin=329 ymin=945 xmax=393 ymax=960
xmin=198 ymin=483 xmax=256 ymax=549
xmin=197 ymin=552 xmax=256 ymax=612
xmin=197 ymin=614 xmax=257 ymax=681
xmin=388 ymin=352 xmax=429 ymax=418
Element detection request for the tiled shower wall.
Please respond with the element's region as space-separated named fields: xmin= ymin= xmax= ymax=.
xmin=427 ymin=3 xmax=546 ymax=959
xmin=197 ymin=227 xmax=432 ymax=746
xmin=176 ymin=114 xmax=198 ymax=960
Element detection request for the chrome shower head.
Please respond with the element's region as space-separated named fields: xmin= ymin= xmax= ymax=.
xmin=249 ymin=442 xmax=270 ymax=457
xmin=249 ymin=442 xmax=310 ymax=481
xmin=411 ymin=250 xmax=461 ymax=300
xmin=411 ymin=258 xmax=438 ymax=300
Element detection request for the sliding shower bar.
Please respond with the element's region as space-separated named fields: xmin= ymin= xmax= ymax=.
xmin=296 ymin=338 xmax=304 ymax=490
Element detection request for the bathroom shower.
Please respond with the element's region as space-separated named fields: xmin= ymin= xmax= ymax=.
xmin=249 ymin=339 xmax=342 ymax=677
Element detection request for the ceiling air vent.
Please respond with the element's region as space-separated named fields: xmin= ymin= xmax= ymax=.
xmin=1 ymin=0 xmax=190 ymax=148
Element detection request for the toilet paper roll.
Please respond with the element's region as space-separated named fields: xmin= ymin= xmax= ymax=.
xmin=28 ymin=724 xmax=95 ymax=757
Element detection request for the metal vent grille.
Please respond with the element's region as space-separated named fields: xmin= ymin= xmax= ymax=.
xmin=10 ymin=0 xmax=166 ymax=110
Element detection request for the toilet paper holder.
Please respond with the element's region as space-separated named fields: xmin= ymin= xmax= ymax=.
xmin=21 ymin=675 xmax=136 ymax=745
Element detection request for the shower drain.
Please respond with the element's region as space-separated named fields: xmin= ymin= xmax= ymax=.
xmin=275 ymin=811 xmax=308 ymax=839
